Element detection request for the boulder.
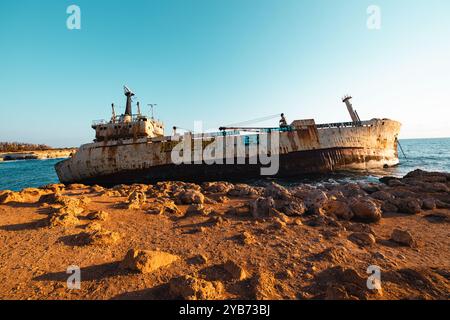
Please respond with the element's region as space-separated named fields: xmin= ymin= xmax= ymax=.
xmin=20 ymin=188 xmax=43 ymax=197
xmin=317 ymin=266 xmax=380 ymax=299
xmin=422 ymin=198 xmax=437 ymax=210
xmin=224 ymin=260 xmax=248 ymax=280
xmin=280 ymin=199 xmax=307 ymax=216
xmin=87 ymin=210 xmax=109 ymax=221
xmin=176 ymin=190 xmax=205 ymax=205
xmin=0 ymin=191 xmax=25 ymax=204
xmin=391 ymin=229 xmax=415 ymax=247
xmin=48 ymin=212 xmax=79 ymax=228
xmin=85 ymin=221 xmax=103 ymax=232
xmin=250 ymin=197 xmax=275 ymax=218
xmin=169 ymin=275 xmax=224 ymax=300
xmin=323 ymin=199 xmax=353 ymax=220
xmin=41 ymin=183 xmax=65 ymax=193
xmin=370 ymin=190 xmax=394 ymax=202
xmin=202 ymin=182 xmax=234 ymax=194
xmin=53 ymin=204 xmax=84 ymax=216
xmin=272 ymin=217 xmax=287 ymax=229
xmin=404 ymin=169 xmax=450 ymax=183
xmin=348 ymin=232 xmax=376 ymax=247
xmin=228 ymin=184 xmax=260 ymax=197
xmin=120 ymin=249 xmax=179 ymax=274
xmin=82 ymin=229 xmax=121 ymax=245
xmin=297 ymin=189 xmax=328 ymax=210
xmin=148 ymin=200 xmax=181 ymax=216
xmin=345 ymin=222 xmax=376 ymax=235
xmin=381 ymin=201 xmax=399 ymax=213
xmin=102 ymin=190 xmax=122 ymax=197
xmin=67 ymin=184 xmax=88 ymax=190
xmin=90 ymin=185 xmax=105 ymax=193
xmin=341 ymin=183 xmax=367 ymax=198
xmin=395 ymin=197 xmax=422 ymax=214
xmin=263 ymin=182 xmax=291 ymax=200
xmin=349 ymin=198 xmax=382 ymax=223
xmin=359 ymin=183 xmax=382 ymax=194
xmin=126 ymin=190 xmax=146 ymax=209
xmin=187 ymin=204 xmax=211 ymax=216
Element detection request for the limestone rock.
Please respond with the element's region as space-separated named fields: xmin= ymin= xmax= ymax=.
xmin=228 ymin=184 xmax=260 ymax=197
xmin=41 ymin=183 xmax=65 ymax=193
xmin=81 ymin=229 xmax=121 ymax=245
xmin=187 ymin=204 xmax=211 ymax=216
xmin=349 ymin=198 xmax=382 ymax=223
xmin=202 ymin=182 xmax=234 ymax=194
xmin=87 ymin=210 xmax=109 ymax=221
xmin=176 ymin=190 xmax=205 ymax=205
xmin=126 ymin=190 xmax=146 ymax=209
xmin=348 ymin=232 xmax=376 ymax=247
xmin=280 ymin=199 xmax=307 ymax=216
xmin=381 ymin=201 xmax=399 ymax=213
xmin=120 ymin=249 xmax=179 ymax=274
xmin=422 ymin=198 xmax=437 ymax=210
xmin=0 ymin=191 xmax=25 ymax=204
xmin=264 ymin=182 xmax=291 ymax=200
xmin=251 ymin=271 xmax=282 ymax=300
xmin=323 ymin=199 xmax=353 ymax=220
xmin=370 ymin=190 xmax=394 ymax=202
xmin=48 ymin=212 xmax=80 ymax=228
xmin=90 ymin=185 xmax=105 ymax=193
xmin=169 ymin=275 xmax=224 ymax=300
xmin=250 ymin=197 xmax=275 ymax=218
xmin=52 ymin=204 xmax=84 ymax=216
xmin=148 ymin=200 xmax=181 ymax=216
xmin=224 ymin=260 xmax=248 ymax=280
xmin=391 ymin=229 xmax=415 ymax=247
xmin=396 ymin=197 xmax=422 ymax=214
xmin=67 ymin=184 xmax=88 ymax=190
xmin=297 ymin=189 xmax=328 ymax=210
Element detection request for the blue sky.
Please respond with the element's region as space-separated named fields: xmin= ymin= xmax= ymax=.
xmin=1 ymin=0 xmax=449 ymax=147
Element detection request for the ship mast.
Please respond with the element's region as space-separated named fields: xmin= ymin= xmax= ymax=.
xmin=342 ymin=95 xmax=361 ymax=122
xmin=124 ymin=85 xmax=135 ymax=122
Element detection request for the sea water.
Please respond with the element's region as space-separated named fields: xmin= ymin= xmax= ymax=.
xmin=0 ymin=138 xmax=449 ymax=191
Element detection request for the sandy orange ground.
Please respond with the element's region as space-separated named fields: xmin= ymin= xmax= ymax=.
xmin=0 ymin=182 xmax=449 ymax=300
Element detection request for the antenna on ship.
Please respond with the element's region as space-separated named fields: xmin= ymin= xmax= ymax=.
xmin=111 ymin=103 xmax=116 ymax=123
xmin=148 ymin=104 xmax=157 ymax=119
xmin=342 ymin=95 xmax=361 ymax=123
xmin=137 ymin=102 xmax=141 ymax=116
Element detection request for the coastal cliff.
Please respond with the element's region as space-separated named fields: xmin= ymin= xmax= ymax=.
xmin=0 ymin=169 xmax=448 ymax=300
xmin=0 ymin=149 xmax=77 ymax=161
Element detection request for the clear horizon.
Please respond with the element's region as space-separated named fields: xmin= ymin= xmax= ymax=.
xmin=1 ymin=0 xmax=449 ymax=148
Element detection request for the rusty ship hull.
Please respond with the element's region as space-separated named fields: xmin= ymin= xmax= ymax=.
xmin=55 ymin=118 xmax=401 ymax=186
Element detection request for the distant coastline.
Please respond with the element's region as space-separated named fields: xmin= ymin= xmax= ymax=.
xmin=0 ymin=148 xmax=77 ymax=162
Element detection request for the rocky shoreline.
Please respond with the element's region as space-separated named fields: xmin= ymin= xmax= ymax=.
xmin=0 ymin=149 xmax=76 ymax=161
xmin=0 ymin=169 xmax=449 ymax=300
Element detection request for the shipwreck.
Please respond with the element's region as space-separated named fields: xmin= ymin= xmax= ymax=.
xmin=55 ymin=86 xmax=401 ymax=185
